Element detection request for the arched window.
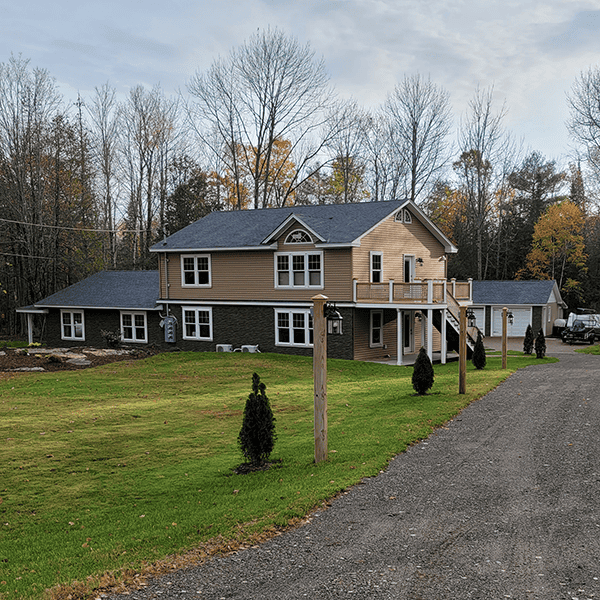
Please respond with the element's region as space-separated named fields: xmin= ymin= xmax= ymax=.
xmin=285 ymin=229 xmax=312 ymax=244
xmin=395 ymin=209 xmax=412 ymax=224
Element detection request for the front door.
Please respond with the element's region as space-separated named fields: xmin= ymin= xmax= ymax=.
xmin=404 ymin=255 xmax=414 ymax=283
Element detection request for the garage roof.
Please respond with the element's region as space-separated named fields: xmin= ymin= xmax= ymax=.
xmin=472 ymin=280 xmax=563 ymax=306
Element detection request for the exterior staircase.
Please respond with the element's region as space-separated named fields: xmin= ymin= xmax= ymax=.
xmin=432 ymin=292 xmax=480 ymax=358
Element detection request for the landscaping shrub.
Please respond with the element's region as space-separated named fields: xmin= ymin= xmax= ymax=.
xmin=101 ymin=329 xmax=121 ymax=348
xmin=412 ymin=347 xmax=434 ymax=395
xmin=472 ymin=330 xmax=486 ymax=370
xmin=523 ymin=324 xmax=534 ymax=355
xmin=535 ymin=328 xmax=546 ymax=358
xmin=238 ymin=372 xmax=277 ymax=466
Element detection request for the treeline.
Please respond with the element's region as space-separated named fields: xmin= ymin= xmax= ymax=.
xmin=1 ymin=28 xmax=600 ymax=336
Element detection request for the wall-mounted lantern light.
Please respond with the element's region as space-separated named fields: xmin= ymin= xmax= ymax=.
xmin=507 ymin=310 xmax=514 ymax=325
xmin=467 ymin=308 xmax=476 ymax=328
xmin=416 ymin=257 xmax=424 ymax=266
xmin=324 ymin=302 xmax=343 ymax=335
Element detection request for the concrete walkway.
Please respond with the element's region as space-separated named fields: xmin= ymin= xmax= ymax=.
xmin=107 ymin=345 xmax=600 ymax=599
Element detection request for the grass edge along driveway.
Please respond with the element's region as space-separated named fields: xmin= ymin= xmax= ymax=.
xmin=0 ymin=351 xmax=556 ymax=600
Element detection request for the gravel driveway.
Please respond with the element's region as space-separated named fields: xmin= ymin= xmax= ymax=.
xmin=107 ymin=349 xmax=600 ymax=600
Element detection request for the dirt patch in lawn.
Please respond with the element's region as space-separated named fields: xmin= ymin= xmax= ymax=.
xmin=0 ymin=345 xmax=161 ymax=377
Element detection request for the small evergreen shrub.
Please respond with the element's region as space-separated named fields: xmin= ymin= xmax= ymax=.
xmin=523 ymin=325 xmax=534 ymax=355
xmin=472 ymin=331 xmax=486 ymax=370
xmin=412 ymin=347 xmax=435 ymax=395
xmin=101 ymin=329 xmax=121 ymax=348
xmin=535 ymin=329 xmax=546 ymax=359
xmin=238 ymin=373 xmax=276 ymax=466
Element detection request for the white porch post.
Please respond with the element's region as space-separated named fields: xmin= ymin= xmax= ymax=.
xmin=27 ymin=314 xmax=34 ymax=345
xmin=426 ymin=308 xmax=433 ymax=362
xmin=441 ymin=308 xmax=447 ymax=364
xmin=427 ymin=279 xmax=433 ymax=304
xmin=396 ymin=309 xmax=403 ymax=366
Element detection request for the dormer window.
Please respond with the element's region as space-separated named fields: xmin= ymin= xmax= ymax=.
xmin=285 ymin=229 xmax=312 ymax=244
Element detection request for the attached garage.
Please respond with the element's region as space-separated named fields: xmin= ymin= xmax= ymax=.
xmin=491 ymin=307 xmax=531 ymax=336
xmin=471 ymin=307 xmax=485 ymax=332
xmin=471 ymin=280 xmax=567 ymax=338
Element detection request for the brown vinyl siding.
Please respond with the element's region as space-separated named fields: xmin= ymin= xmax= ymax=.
xmin=161 ymin=248 xmax=353 ymax=303
xmin=352 ymin=213 xmax=447 ymax=282
xmin=353 ymin=308 xmax=398 ymax=361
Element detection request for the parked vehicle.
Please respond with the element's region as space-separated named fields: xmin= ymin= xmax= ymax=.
xmin=561 ymin=313 xmax=600 ymax=344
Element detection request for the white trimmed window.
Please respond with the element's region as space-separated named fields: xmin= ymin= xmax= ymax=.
xmin=181 ymin=255 xmax=211 ymax=287
xmin=275 ymin=252 xmax=323 ymax=288
xmin=61 ymin=310 xmax=85 ymax=341
xmin=370 ymin=251 xmax=383 ymax=283
xmin=121 ymin=312 xmax=147 ymax=343
xmin=275 ymin=309 xmax=314 ymax=347
xmin=182 ymin=307 xmax=213 ymax=341
xmin=370 ymin=310 xmax=383 ymax=347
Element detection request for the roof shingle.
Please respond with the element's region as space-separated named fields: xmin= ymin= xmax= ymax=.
xmin=33 ymin=271 xmax=160 ymax=310
xmin=472 ymin=280 xmax=558 ymax=305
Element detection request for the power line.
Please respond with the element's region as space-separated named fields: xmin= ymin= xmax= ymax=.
xmin=0 ymin=217 xmax=145 ymax=234
xmin=0 ymin=252 xmax=56 ymax=261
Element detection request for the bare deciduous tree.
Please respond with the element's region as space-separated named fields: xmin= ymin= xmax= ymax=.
xmin=455 ymin=86 xmax=516 ymax=279
xmin=568 ymin=67 xmax=600 ymax=178
xmin=187 ymin=27 xmax=338 ymax=209
xmin=384 ymin=74 xmax=452 ymax=203
xmin=119 ymin=84 xmax=180 ymax=266
xmin=87 ymin=83 xmax=120 ymax=266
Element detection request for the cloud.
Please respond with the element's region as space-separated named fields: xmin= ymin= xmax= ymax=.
xmin=543 ymin=10 xmax=600 ymax=55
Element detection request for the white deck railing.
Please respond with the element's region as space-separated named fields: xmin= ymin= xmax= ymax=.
xmin=353 ymin=278 xmax=472 ymax=305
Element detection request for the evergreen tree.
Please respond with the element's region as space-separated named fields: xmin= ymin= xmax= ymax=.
xmin=412 ymin=347 xmax=435 ymax=395
xmin=535 ymin=329 xmax=546 ymax=359
xmin=523 ymin=324 xmax=534 ymax=355
xmin=238 ymin=373 xmax=276 ymax=466
xmin=472 ymin=331 xmax=486 ymax=369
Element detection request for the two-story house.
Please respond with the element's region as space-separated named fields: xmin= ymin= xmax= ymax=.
xmin=18 ymin=200 xmax=476 ymax=364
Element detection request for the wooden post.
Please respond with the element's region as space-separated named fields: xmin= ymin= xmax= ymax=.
xmin=502 ymin=306 xmax=508 ymax=369
xmin=312 ymin=294 xmax=328 ymax=463
xmin=459 ymin=305 xmax=467 ymax=394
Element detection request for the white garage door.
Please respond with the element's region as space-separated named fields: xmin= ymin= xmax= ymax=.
xmin=471 ymin=307 xmax=485 ymax=332
xmin=492 ymin=307 xmax=531 ymax=337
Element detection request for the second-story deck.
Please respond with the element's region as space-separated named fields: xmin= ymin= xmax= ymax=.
xmin=353 ymin=278 xmax=473 ymax=306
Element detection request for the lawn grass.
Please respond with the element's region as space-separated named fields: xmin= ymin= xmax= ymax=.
xmin=0 ymin=351 xmax=556 ymax=599
xmin=576 ymin=343 xmax=600 ymax=354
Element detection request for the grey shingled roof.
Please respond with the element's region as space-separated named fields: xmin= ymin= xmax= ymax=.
xmin=32 ymin=271 xmax=160 ymax=310
xmin=151 ymin=201 xmax=413 ymax=251
xmin=472 ymin=280 xmax=558 ymax=305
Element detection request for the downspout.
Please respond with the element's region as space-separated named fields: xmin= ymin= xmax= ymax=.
xmin=163 ymin=252 xmax=170 ymax=317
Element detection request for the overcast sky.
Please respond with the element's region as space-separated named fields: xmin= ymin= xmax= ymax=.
xmin=3 ymin=0 xmax=600 ymax=165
